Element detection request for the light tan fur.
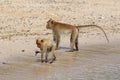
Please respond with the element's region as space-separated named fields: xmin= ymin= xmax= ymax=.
xmin=46 ymin=19 xmax=109 ymax=52
xmin=36 ymin=38 xmax=56 ymax=63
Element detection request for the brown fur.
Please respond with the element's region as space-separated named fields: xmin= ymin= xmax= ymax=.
xmin=46 ymin=19 xmax=109 ymax=52
xmin=36 ymin=38 xmax=56 ymax=63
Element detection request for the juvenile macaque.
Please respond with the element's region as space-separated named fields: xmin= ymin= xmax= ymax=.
xmin=46 ymin=19 xmax=109 ymax=52
xmin=36 ymin=38 xmax=56 ymax=63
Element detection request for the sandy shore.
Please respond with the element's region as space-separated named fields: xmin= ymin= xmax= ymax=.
xmin=0 ymin=0 xmax=120 ymax=80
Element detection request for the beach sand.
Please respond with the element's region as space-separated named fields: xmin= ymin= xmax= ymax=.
xmin=0 ymin=0 xmax=120 ymax=80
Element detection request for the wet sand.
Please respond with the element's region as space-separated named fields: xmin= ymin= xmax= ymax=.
xmin=0 ymin=32 xmax=120 ymax=80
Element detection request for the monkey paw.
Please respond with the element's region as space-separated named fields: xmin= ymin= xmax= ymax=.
xmin=49 ymin=61 xmax=53 ymax=64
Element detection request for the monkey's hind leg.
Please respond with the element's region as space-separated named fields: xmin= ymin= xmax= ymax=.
xmin=69 ymin=29 xmax=78 ymax=52
xmin=49 ymin=54 xmax=56 ymax=64
xmin=49 ymin=57 xmax=56 ymax=64
xmin=75 ymin=35 xmax=79 ymax=51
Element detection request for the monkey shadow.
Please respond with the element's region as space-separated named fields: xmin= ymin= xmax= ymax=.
xmin=58 ymin=47 xmax=80 ymax=52
xmin=58 ymin=47 xmax=70 ymax=50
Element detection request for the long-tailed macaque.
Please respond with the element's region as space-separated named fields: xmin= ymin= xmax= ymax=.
xmin=36 ymin=38 xmax=56 ymax=63
xmin=46 ymin=19 xmax=109 ymax=52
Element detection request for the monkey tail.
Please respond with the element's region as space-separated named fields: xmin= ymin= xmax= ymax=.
xmin=77 ymin=25 xmax=109 ymax=43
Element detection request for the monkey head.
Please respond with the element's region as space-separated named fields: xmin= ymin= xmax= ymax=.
xmin=36 ymin=38 xmax=44 ymax=50
xmin=46 ymin=19 xmax=55 ymax=29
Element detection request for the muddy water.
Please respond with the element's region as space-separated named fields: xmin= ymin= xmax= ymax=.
xmin=0 ymin=42 xmax=120 ymax=80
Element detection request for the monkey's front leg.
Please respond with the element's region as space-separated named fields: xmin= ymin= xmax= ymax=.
xmin=41 ymin=51 xmax=44 ymax=63
xmin=45 ymin=51 xmax=49 ymax=63
xmin=49 ymin=47 xmax=56 ymax=64
xmin=53 ymin=35 xmax=58 ymax=48
xmin=53 ymin=33 xmax=60 ymax=49
xmin=53 ymin=35 xmax=56 ymax=42
xmin=69 ymin=30 xmax=78 ymax=52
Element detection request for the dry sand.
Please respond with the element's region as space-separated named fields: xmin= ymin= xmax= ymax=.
xmin=0 ymin=0 xmax=120 ymax=80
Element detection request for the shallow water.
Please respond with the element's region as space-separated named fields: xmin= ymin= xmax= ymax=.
xmin=0 ymin=42 xmax=120 ymax=80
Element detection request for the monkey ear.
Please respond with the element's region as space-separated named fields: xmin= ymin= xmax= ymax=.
xmin=51 ymin=21 xmax=54 ymax=24
xmin=49 ymin=18 xmax=55 ymax=24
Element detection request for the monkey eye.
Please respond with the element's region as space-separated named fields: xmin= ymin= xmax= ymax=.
xmin=41 ymin=40 xmax=44 ymax=42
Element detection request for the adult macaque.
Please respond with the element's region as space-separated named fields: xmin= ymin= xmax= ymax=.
xmin=36 ymin=38 xmax=56 ymax=64
xmin=46 ymin=19 xmax=109 ymax=52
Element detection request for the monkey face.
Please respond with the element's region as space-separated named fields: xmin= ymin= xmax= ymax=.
xmin=46 ymin=19 xmax=54 ymax=29
xmin=36 ymin=39 xmax=43 ymax=49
